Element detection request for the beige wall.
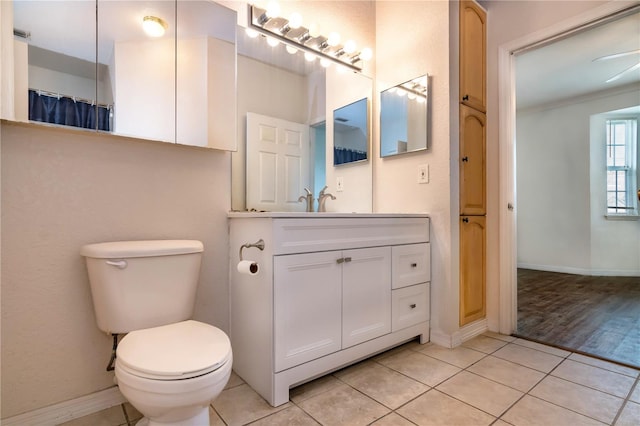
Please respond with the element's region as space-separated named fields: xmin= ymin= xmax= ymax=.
xmin=1 ymin=121 xmax=231 ymax=418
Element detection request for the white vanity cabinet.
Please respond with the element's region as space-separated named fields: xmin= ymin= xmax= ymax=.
xmin=229 ymin=213 xmax=430 ymax=407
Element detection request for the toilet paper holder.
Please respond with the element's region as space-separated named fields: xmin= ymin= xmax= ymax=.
xmin=239 ymin=239 xmax=265 ymax=261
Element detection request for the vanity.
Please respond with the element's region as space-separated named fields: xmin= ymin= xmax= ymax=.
xmin=228 ymin=213 xmax=431 ymax=406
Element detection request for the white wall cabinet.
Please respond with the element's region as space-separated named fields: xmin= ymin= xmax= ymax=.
xmin=229 ymin=213 xmax=431 ymax=406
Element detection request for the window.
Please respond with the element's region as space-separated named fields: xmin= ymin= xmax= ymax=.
xmin=606 ymin=118 xmax=638 ymax=215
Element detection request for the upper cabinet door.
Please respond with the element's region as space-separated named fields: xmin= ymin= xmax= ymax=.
xmin=98 ymin=0 xmax=176 ymax=143
xmin=460 ymin=0 xmax=486 ymax=113
xmin=9 ymin=0 xmax=97 ymax=127
xmin=176 ymin=0 xmax=237 ymax=150
xmin=460 ymin=104 xmax=486 ymax=215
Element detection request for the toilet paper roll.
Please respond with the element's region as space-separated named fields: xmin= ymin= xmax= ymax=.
xmin=237 ymin=260 xmax=259 ymax=275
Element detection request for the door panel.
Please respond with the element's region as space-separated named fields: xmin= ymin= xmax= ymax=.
xmin=460 ymin=216 xmax=486 ymax=325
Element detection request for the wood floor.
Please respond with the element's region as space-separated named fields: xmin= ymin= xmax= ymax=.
xmin=516 ymin=268 xmax=640 ymax=369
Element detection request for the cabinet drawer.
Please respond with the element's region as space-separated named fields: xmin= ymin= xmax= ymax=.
xmin=392 ymin=243 xmax=430 ymax=289
xmin=392 ymin=283 xmax=429 ymax=331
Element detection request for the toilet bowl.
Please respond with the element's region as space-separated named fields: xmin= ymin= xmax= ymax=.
xmin=115 ymin=320 xmax=232 ymax=426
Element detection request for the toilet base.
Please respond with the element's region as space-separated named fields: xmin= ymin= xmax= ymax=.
xmin=135 ymin=406 xmax=209 ymax=426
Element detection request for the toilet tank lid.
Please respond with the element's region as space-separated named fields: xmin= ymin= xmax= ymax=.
xmin=80 ymin=240 xmax=203 ymax=259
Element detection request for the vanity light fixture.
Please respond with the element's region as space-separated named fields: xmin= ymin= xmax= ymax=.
xmin=142 ymin=16 xmax=168 ymax=38
xmin=248 ymin=3 xmax=372 ymax=72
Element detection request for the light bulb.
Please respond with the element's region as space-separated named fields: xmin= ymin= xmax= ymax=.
xmin=360 ymin=47 xmax=373 ymax=61
xmin=397 ymin=89 xmax=407 ymax=97
xmin=285 ymin=45 xmax=298 ymax=55
xmin=267 ymin=37 xmax=279 ymax=47
xmin=142 ymin=16 xmax=167 ymax=38
xmin=245 ymin=28 xmax=259 ymax=38
xmin=265 ymin=1 xmax=281 ymax=18
xmin=408 ymin=93 xmax=416 ymax=100
xmin=320 ymin=58 xmax=331 ymax=68
xmin=417 ymin=96 xmax=426 ymax=104
xmin=289 ymin=12 xmax=303 ymax=29
xmin=327 ymin=32 xmax=340 ymax=47
xmin=304 ymin=51 xmax=316 ymax=62
xmin=343 ymin=40 xmax=356 ymax=54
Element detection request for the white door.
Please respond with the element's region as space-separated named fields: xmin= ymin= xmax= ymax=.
xmin=342 ymin=247 xmax=392 ymax=348
xmin=274 ymin=251 xmax=342 ymax=372
xmin=246 ymin=113 xmax=310 ymax=211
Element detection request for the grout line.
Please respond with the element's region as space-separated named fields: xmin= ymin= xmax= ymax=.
xmin=611 ymin=374 xmax=640 ymax=425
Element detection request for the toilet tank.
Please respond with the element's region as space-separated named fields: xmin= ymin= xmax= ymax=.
xmin=81 ymin=240 xmax=204 ymax=334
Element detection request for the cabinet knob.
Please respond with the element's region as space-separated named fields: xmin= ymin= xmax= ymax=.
xmin=462 ymin=217 xmax=469 ymax=223
xmin=336 ymin=258 xmax=344 ymax=264
xmin=410 ymin=303 xmax=417 ymax=309
xmin=410 ymin=262 xmax=418 ymax=268
xmin=344 ymin=257 xmax=352 ymax=263
xmin=461 ymin=156 xmax=469 ymax=162
xmin=462 ymin=94 xmax=469 ymax=101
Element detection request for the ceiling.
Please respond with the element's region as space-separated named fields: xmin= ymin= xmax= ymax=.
xmin=515 ymin=9 xmax=640 ymax=110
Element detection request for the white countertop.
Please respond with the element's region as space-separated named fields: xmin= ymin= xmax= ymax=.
xmin=227 ymin=211 xmax=430 ymax=219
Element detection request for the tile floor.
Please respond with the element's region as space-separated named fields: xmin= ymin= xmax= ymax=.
xmin=60 ymin=332 xmax=640 ymax=426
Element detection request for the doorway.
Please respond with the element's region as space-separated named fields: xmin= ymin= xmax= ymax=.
xmin=500 ymin=5 xmax=640 ymax=368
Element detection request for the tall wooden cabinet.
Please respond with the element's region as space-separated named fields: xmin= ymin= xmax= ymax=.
xmin=459 ymin=0 xmax=487 ymax=326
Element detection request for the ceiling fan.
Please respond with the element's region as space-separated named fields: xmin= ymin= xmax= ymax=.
xmin=593 ymin=48 xmax=640 ymax=83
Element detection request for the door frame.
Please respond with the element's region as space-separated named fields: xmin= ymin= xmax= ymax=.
xmin=497 ymin=1 xmax=637 ymax=335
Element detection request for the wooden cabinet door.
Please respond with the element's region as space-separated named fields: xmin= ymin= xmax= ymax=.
xmin=460 ymin=0 xmax=486 ymax=112
xmin=342 ymin=247 xmax=392 ymax=348
xmin=274 ymin=251 xmax=342 ymax=372
xmin=460 ymin=216 xmax=486 ymax=326
xmin=460 ymin=105 xmax=486 ymax=215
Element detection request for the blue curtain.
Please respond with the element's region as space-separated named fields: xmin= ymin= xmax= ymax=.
xmin=28 ymin=90 xmax=111 ymax=131
xmin=334 ymin=147 xmax=367 ymax=165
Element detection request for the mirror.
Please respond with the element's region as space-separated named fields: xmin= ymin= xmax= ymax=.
xmin=7 ymin=0 xmax=236 ymax=149
xmin=11 ymin=0 xmax=99 ymax=128
xmin=380 ymin=75 xmax=428 ymax=157
xmin=232 ymin=25 xmax=373 ymax=213
xmin=333 ymin=98 xmax=368 ymax=166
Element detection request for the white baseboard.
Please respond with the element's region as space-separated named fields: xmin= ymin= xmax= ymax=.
xmin=459 ymin=318 xmax=488 ymax=343
xmin=2 ymin=386 xmax=125 ymax=426
xmin=430 ymin=329 xmax=462 ymax=348
xmin=517 ymin=262 xmax=640 ymax=277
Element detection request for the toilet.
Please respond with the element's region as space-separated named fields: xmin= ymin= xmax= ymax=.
xmin=81 ymin=240 xmax=232 ymax=426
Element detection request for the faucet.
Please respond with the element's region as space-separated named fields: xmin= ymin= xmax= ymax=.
xmin=317 ymin=186 xmax=336 ymax=212
xmin=298 ymin=187 xmax=314 ymax=212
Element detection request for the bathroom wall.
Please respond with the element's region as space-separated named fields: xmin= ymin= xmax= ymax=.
xmin=375 ymin=1 xmax=458 ymax=343
xmin=0 ymin=121 xmax=231 ymax=418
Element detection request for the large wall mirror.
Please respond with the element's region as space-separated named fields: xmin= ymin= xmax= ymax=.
xmin=380 ymin=75 xmax=428 ymax=157
xmin=232 ymin=24 xmax=373 ymax=213
xmin=333 ymin=98 xmax=368 ymax=166
xmin=6 ymin=0 xmax=236 ymax=149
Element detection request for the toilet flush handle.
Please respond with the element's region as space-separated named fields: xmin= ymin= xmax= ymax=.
xmin=106 ymin=260 xmax=127 ymax=269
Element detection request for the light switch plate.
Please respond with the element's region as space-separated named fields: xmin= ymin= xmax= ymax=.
xmin=418 ymin=164 xmax=429 ymax=184
xmin=336 ymin=176 xmax=344 ymax=191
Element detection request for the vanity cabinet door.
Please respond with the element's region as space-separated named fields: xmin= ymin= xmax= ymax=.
xmin=342 ymin=247 xmax=392 ymax=348
xmin=274 ymin=251 xmax=342 ymax=372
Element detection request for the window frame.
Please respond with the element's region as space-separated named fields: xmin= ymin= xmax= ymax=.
xmin=605 ymin=116 xmax=638 ymax=218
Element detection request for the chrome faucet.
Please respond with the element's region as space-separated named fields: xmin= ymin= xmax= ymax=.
xmin=317 ymin=186 xmax=336 ymax=212
xmin=298 ymin=187 xmax=314 ymax=212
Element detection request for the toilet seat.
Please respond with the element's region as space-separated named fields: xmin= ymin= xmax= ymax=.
xmin=116 ymin=320 xmax=231 ymax=381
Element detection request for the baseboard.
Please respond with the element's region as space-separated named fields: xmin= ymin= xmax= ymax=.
xmin=430 ymin=329 xmax=462 ymax=348
xmin=459 ymin=318 xmax=488 ymax=342
xmin=517 ymin=263 xmax=639 ymax=277
xmin=1 ymin=386 xmax=125 ymax=426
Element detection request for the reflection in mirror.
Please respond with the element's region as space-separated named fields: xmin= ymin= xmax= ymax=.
xmin=98 ymin=0 xmax=176 ymax=142
xmin=380 ymin=75 xmax=428 ymax=157
xmin=333 ymin=98 xmax=368 ymax=166
xmin=12 ymin=0 xmax=102 ymax=129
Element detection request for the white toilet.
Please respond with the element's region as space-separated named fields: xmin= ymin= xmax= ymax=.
xmin=81 ymin=240 xmax=232 ymax=426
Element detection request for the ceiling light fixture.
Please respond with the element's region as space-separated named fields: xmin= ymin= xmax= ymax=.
xmin=248 ymin=3 xmax=372 ymax=72
xmin=142 ymin=16 xmax=167 ymax=38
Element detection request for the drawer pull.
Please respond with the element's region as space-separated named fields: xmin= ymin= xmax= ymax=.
xmin=410 ymin=303 xmax=417 ymax=309
xmin=336 ymin=258 xmax=344 ymax=264
xmin=344 ymin=257 xmax=352 ymax=263
xmin=410 ymin=262 xmax=418 ymax=268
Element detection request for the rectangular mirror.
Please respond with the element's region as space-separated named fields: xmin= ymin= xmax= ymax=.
xmin=11 ymin=0 xmax=99 ymax=129
xmin=380 ymin=75 xmax=428 ymax=157
xmin=333 ymin=98 xmax=368 ymax=166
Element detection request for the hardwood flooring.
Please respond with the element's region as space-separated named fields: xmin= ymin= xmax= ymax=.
xmin=516 ymin=268 xmax=640 ymax=368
